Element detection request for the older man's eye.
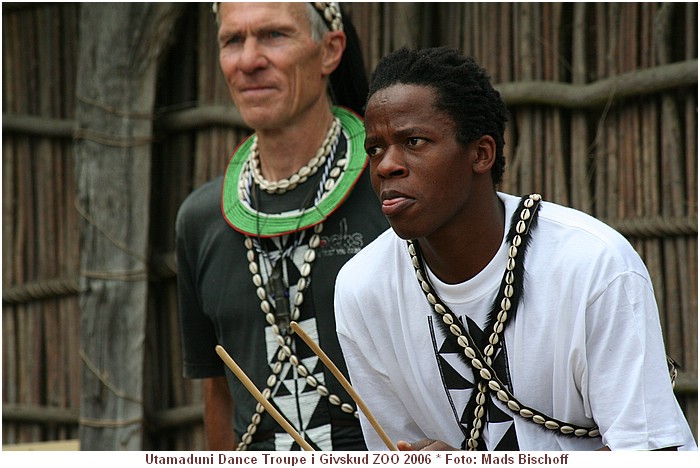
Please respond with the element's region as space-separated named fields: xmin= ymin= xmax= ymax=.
xmin=219 ymin=34 xmax=242 ymax=48
xmin=264 ymin=30 xmax=287 ymax=40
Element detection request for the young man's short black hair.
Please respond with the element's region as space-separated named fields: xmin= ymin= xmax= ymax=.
xmin=367 ymin=47 xmax=508 ymax=186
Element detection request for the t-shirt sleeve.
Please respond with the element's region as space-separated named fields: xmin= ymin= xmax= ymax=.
xmin=176 ymin=196 xmax=225 ymax=379
xmin=583 ymin=270 xmax=690 ymax=450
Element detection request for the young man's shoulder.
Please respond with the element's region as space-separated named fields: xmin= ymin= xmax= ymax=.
xmin=498 ymin=192 xmax=650 ymax=280
xmin=537 ymin=199 xmax=636 ymax=252
xmin=525 ymin=196 xmax=649 ymax=275
xmin=500 ymin=193 xmax=633 ymax=250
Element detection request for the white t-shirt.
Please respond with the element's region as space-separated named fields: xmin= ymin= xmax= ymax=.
xmin=335 ymin=193 xmax=696 ymax=451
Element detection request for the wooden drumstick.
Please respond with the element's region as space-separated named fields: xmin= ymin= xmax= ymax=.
xmin=289 ymin=321 xmax=398 ymax=451
xmin=215 ymin=345 xmax=315 ymax=451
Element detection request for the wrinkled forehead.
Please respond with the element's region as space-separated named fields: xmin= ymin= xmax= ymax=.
xmin=218 ymin=2 xmax=309 ymax=30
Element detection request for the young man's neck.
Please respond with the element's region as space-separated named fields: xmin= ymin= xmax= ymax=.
xmin=418 ymin=191 xmax=505 ymax=285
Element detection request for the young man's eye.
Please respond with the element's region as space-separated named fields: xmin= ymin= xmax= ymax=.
xmin=407 ymin=137 xmax=424 ymax=147
xmin=366 ymin=146 xmax=383 ymax=158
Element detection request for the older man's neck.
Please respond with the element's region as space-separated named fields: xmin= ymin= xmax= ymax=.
xmin=254 ymin=105 xmax=336 ymax=182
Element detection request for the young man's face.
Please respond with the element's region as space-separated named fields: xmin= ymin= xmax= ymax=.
xmin=364 ymin=84 xmax=483 ymax=241
xmin=217 ymin=2 xmax=330 ymax=130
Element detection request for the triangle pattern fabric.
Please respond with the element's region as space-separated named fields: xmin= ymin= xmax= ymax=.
xmin=429 ymin=314 xmax=520 ymax=450
xmin=439 ymin=354 xmax=473 ymax=390
xmin=262 ymin=278 xmax=330 ymax=450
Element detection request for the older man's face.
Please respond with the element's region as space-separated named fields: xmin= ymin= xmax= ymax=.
xmin=217 ymin=2 xmax=329 ymax=130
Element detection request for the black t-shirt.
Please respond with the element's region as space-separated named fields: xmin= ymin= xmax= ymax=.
xmin=176 ymin=147 xmax=388 ymax=450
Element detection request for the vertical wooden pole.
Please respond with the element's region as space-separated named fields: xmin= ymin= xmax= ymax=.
xmin=683 ymin=6 xmax=698 ymax=411
xmin=655 ymin=2 xmax=689 ymax=371
xmin=571 ymin=3 xmax=591 ymax=213
xmin=74 ymin=3 xmax=182 ymax=450
xmin=519 ymin=2 xmax=534 ymax=193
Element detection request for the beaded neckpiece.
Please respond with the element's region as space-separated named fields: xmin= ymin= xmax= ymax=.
xmin=233 ymin=108 xmax=363 ymax=450
xmin=249 ymin=117 xmax=341 ymax=195
xmin=407 ymin=194 xmax=600 ymax=450
xmin=222 ymin=106 xmax=367 ymax=237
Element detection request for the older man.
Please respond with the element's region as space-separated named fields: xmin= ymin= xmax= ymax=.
xmin=176 ymin=3 xmax=387 ymax=451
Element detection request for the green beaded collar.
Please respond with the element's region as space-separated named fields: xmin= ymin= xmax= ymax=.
xmin=221 ymin=106 xmax=367 ymax=237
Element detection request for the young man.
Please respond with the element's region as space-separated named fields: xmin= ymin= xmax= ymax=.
xmin=334 ymin=47 xmax=697 ymax=451
xmin=176 ymin=3 xmax=387 ymax=450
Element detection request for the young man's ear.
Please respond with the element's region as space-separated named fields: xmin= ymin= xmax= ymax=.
xmin=321 ymin=31 xmax=346 ymax=76
xmin=472 ymin=135 xmax=497 ymax=175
